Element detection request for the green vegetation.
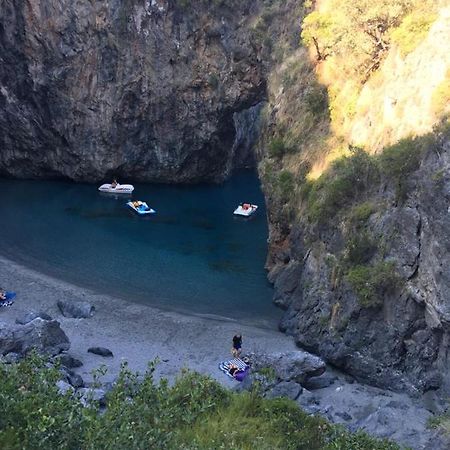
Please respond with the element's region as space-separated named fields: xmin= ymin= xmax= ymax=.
xmin=207 ymin=73 xmax=220 ymax=89
xmin=345 ymin=231 xmax=377 ymax=266
xmin=301 ymin=0 xmax=415 ymax=77
xmin=302 ymin=148 xmax=378 ymax=223
xmin=378 ymin=135 xmax=430 ymax=201
xmin=268 ymin=137 xmax=290 ymax=159
xmin=0 ymin=354 xmax=401 ymax=450
xmin=390 ymin=10 xmax=437 ymax=55
xmin=348 ymin=202 xmax=377 ymax=226
xmin=277 ymin=170 xmax=296 ymax=204
xmin=346 ymin=261 xmax=402 ymax=308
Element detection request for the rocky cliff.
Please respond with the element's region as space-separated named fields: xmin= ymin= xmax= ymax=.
xmin=0 ymin=0 xmax=265 ymax=182
xmin=260 ymin=1 xmax=450 ymax=394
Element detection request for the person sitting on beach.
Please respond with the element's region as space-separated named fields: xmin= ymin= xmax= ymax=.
xmin=232 ymin=334 xmax=242 ymax=358
xmin=228 ymin=364 xmax=240 ymax=377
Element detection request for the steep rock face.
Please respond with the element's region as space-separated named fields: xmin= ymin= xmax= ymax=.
xmin=268 ymin=132 xmax=450 ymax=394
xmin=0 ymin=0 xmax=265 ymax=182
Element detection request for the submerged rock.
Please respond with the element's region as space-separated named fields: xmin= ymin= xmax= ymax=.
xmin=0 ymin=318 xmax=70 ymax=356
xmin=57 ymin=299 xmax=95 ymax=319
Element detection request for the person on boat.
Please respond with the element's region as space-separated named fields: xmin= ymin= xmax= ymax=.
xmin=111 ymin=178 xmax=118 ymax=188
xmin=232 ymin=334 xmax=242 ymax=358
xmin=0 ymin=288 xmax=6 ymax=301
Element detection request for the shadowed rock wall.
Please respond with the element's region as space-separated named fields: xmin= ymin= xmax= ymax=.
xmin=0 ymin=0 xmax=265 ymax=182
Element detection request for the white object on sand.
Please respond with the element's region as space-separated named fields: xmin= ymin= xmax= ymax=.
xmin=98 ymin=183 xmax=134 ymax=194
xmin=233 ymin=203 xmax=258 ymax=217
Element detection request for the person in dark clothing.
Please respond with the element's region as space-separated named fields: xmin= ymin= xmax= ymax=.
xmin=232 ymin=334 xmax=242 ymax=358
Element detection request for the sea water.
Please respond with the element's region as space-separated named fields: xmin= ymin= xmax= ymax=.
xmin=0 ymin=172 xmax=281 ymax=325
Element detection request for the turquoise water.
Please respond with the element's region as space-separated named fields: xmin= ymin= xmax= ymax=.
xmin=0 ymin=172 xmax=280 ymax=325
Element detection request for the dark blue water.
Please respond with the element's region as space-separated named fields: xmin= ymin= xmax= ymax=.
xmin=0 ymin=172 xmax=280 ymax=325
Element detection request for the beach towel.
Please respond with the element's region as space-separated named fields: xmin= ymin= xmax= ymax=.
xmin=219 ymin=358 xmax=249 ymax=381
xmin=0 ymin=291 xmax=16 ymax=307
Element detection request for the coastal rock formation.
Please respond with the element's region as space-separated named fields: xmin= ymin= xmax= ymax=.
xmin=15 ymin=310 xmax=53 ymax=324
xmin=57 ymin=299 xmax=95 ymax=318
xmin=0 ymin=0 xmax=266 ymax=182
xmin=249 ymin=349 xmax=326 ymax=384
xmin=267 ymin=130 xmax=450 ymax=394
xmin=0 ymin=317 xmax=70 ymax=356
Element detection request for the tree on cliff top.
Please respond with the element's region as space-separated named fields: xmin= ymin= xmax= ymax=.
xmin=301 ymin=0 xmax=417 ymax=79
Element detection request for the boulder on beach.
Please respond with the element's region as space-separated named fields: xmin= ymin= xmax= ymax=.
xmin=248 ymin=350 xmax=326 ymax=385
xmin=57 ymin=299 xmax=95 ymax=319
xmin=55 ymin=353 xmax=83 ymax=368
xmin=0 ymin=318 xmax=70 ymax=356
xmin=78 ymin=388 xmax=107 ymax=407
xmin=88 ymin=347 xmax=113 ymax=357
xmin=16 ymin=311 xmax=53 ymax=325
xmin=265 ymin=381 xmax=303 ymax=400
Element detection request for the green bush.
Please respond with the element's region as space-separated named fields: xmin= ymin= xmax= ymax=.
xmin=391 ymin=10 xmax=437 ymax=55
xmin=345 ymin=231 xmax=378 ymax=265
xmin=305 ymin=148 xmax=379 ymax=223
xmin=346 ymin=261 xmax=403 ymax=307
xmin=277 ymin=170 xmax=296 ymax=203
xmin=268 ymin=137 xmax=289 ymax=158
xmin=0 ymin=354 xmax=401 ymax=450
xmin=348 ymin=201 xmax=377 ymax=225
xmin=378 ymin=135 xmax=431 ymax=201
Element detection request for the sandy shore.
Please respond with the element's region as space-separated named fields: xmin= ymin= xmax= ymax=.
xmin=0 ymin=255 xmax=298 ymax=386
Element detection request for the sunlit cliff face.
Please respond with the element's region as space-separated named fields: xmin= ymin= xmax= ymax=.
xmin=304 ymin=1 xmax=450 ymax=179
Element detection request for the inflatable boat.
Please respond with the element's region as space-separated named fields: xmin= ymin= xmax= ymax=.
xmin=126 ymin=201 xmax=156 ymax=215
xmin=0 ymin=291 xmax=16 ymax=307
xmin=98 ymin=183 xmax=134 ymax=194
xmin=233 ymin=203 xmax=258 ymax=217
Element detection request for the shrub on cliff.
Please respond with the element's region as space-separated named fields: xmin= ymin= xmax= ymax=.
xmin=346 ymin=261 xmax=403 ymax=308
xmin=0 ymin=354 xmax=401 ymax=449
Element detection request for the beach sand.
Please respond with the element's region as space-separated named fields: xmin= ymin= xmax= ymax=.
xmin=0 ymin=255 xmax=297 ymax=386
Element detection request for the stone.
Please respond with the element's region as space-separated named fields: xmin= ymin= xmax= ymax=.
xmin=56 ymin=380 xmax=74 ymax=396
xmin=67 ymin=372 xmax=84 ymax=389
xmin=249 ymin=350 xmax=326 ymax=384
xmin=55 ymin=353 xmax=83 ymax=368
xmin=78 ymin=388 xmax=107 ymax=408
xmin=265 ymin=381 xmax=303 ymax=400
xmin=88 ymin=347 xmax=113 ymax=357
xmin=16 ymin=311 xmax=53 ymax=325
xmin=302 ymin=373 xmax=337 ymax=390
xmin=0 ymin=318 xmax=70 ymax=356
xmin=57 ymin=299 xmax=95 ymax=318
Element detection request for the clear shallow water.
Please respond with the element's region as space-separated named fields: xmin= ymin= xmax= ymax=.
xmin=0 ymin=172 xmax=280 ymax=325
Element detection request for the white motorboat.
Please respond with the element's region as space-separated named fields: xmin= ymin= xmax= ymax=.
xmin=98 ymin=183 xmax=134 ymax=194
xmin=126 ymin=200 xmax=156 ymax=215
xmin=233 ymin=203 xmax=258 ymax=217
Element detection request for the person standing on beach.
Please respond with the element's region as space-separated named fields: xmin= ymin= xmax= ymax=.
xmin=232 ymin=334 xmax=242 ymax=358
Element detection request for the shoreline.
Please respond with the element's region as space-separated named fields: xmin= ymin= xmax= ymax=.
xmin=0 ymin=255 xmax=297 ymax=386
xmin=0 ymin=254 xmax=446 ymax=449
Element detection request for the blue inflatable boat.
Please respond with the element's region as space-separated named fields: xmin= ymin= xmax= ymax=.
xmin=126 ymin=201 xmax=156 ymax=215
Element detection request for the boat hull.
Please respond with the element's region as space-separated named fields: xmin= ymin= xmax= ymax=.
xmin=233 ymin=204 xmax=258 ymax=217
xmin=98 ymin=183 xmax=134 ymax=194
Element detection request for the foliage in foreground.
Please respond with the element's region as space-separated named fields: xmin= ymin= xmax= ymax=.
xmin=0 ymin=354 xmax=401 ymax=450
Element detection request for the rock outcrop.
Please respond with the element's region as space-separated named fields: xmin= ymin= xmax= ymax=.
xmin=0 ymin=0 xmax=266 ymax=182
xmin=267 ymin=130 xmax=450 ymax=394
xmin=0 ymin=318 xmax=70 ymax=356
